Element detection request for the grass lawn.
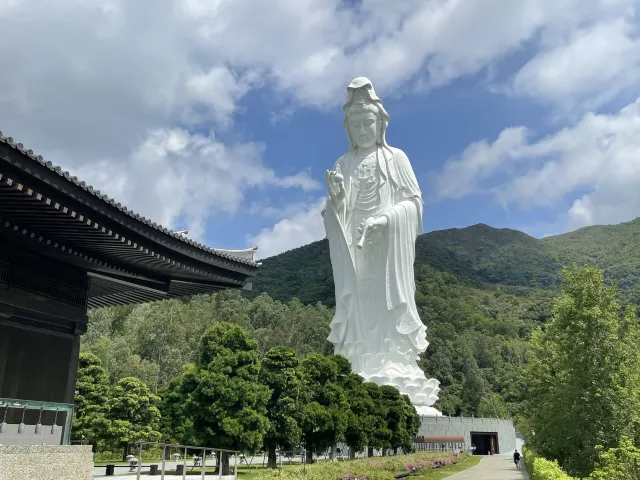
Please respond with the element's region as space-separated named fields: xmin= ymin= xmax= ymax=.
xmin=96 ymin=454 xmax=481 ymax=478
xmin=241 ymin=454 xmax=482 ymax=479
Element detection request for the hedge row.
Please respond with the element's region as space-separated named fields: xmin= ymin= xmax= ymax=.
xmin=523 ymin=446 xmax=576 ymax=480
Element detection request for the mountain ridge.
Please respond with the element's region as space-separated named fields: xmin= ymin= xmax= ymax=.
xmin=252 ymin=217 xmax=640 ymax=306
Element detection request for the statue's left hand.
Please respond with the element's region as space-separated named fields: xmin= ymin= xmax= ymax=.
xmin=368 ymin=215 xmax=388 ymax=231
xmin=356 ymin=215 xmax=388 ymax=248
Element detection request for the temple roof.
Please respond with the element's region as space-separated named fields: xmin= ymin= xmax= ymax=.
xmin=0 ymin=130 xmax=259 ymax=309
xmin=0 ymin=131 xmax=257 ymax=266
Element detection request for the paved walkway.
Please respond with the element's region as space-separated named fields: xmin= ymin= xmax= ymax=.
xmin=446 ymin=456 xmax=528 ymax=479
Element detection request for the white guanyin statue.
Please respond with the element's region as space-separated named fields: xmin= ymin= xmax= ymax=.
xmin=322 ymin=77 xmax=441 ymax=416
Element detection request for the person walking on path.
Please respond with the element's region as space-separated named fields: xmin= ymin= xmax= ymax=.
xmin=513 ymin=450 xmax=521 ymax=470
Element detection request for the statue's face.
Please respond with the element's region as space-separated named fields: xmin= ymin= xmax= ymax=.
xmin=348 ymin=112 xmax=378 ymax=149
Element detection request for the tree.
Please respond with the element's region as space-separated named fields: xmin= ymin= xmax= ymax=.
xmin=260 ymin=346 xmax=302 ymax=468
xmin=459 ymin=355 xmax=485 ymax=416
xmin=299 ymin=354 xmax=349 ymax=464
xmin=362 ymin=382 xmax=392 ymax=457
xmin=477 ymin=392 xmax=510 ymax=418
xmin=179 ymin=323 xmax=270 ymax=475
xmin=402 ymin=395 xmax=420 ymax=453
xmin=157 ymin=376 xmax=197 ymax=450
xmin=341 ymin=374 xmax=374 ymax=459
xmin=380 ymin=386 xmax=415 ymax=455
xmin=72 ymin=353 xmax=111 ymax=450
xmin=589 ymin=436 xmax=640 ymax=480
xmin=521 ymin=265 xmax=640 ymax=477
xmin=84 ymin=336 xmax=160 ymax=389
xmin=106 ymin=377 xmax=162 ymax=460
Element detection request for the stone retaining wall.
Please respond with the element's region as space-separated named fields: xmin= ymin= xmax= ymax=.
xmin=0 ymin=445 xmax=93 ymax=480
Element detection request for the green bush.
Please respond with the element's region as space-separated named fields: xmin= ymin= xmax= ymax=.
xmin=253 ymin=451 xmax=467 ymax=480
xmin=588 ymin=436 xmax=640 ymax=480
xmin=523 ymin=446 xmax=575 ymax=480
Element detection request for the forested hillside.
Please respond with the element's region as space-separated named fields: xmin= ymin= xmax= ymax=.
xmin=84 ymin=218 xmax=640 ymax=418
xmin=252 ymin=218 xmax=640 ymax=305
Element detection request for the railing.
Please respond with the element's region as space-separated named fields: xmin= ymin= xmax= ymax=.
xmin=135 ymin=442 xmax=241 ymax=480
xmin=0 ymin=397 xmax=74 ymax=445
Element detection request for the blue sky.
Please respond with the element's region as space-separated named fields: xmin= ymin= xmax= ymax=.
xmin=2 ymin=0 xmax=640 ymax=257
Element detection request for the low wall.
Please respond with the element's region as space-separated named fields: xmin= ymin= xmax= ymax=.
xmin=0 ymin=445 xmax=93 ymax=480
xmin=0 ymin=423 xmax=64 ymax=445
xmin=417 ymin=416 xmax=516 ymax=453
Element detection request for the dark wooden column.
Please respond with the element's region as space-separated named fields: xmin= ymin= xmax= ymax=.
xmin=0 ymin=242 xmax=88 ymax=410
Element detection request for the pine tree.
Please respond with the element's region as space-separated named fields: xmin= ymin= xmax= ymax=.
xmin=72 ymin=353 xmax=111 ymax=450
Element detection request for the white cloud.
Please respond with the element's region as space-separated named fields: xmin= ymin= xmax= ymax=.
xmin=512 ymin=17 xmax=640 ymax=112
xmin=2 ymin=0 xmax=640 ymax=251
xmin=433 ymin=97 xmax=640 ymax=231
xmin=248 ymin=198 xmax=327 ymax=258
xmin=432 ymin=127 xmax=529 ymax=200
xmin=73 ymin=128 xmax=320 ymax=241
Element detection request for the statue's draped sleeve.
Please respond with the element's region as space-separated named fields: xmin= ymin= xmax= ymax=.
xmin=380 ymin=148 xmax=427 ymax=351
xmin=323 ymin=155 xmax=355 ymax=344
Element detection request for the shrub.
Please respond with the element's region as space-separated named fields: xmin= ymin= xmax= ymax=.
xmin=523 ymin=446 xmax=576 ymax=480
xmin=588 ymin=436 xmax=640 ymax=480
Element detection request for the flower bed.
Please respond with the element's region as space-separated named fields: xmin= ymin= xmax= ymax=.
xmin=254 ymin=451 xmax=468 ymax=480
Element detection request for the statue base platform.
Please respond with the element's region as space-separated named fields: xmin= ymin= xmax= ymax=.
xmin=414 ymin=405 xmax=443 ymax=417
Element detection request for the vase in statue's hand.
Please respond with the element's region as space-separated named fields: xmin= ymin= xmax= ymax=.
xmin=356 ymin=214 xmax=388 ymax=249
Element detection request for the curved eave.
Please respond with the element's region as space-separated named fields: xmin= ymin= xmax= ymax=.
xmin=0 ymin=217 xmax=248 ymax=309
xmin=0 ymin=131 xmax=260 ymax=272
xmin=0 ymin=170 xmax=257 ymax=303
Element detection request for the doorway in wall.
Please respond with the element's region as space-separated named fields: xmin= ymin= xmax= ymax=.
xmin=470 ymin=432 xmax=499 ymax=455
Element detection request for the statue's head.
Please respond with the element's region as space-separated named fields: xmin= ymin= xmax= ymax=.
xmin=342 ymin=77 xmax=390 ymax=151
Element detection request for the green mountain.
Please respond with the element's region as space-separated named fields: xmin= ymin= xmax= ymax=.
xmin=250 ymin=218 xmax=640 ymax=416
xmin=253 ymin=218 xmax=640 ymax=305
xmin=83 ymin=219 xmax=640 ymax=419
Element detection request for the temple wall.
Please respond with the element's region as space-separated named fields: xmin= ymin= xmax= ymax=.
xmin=417 ymin=416 xmax=517 ymax=453
xmin=0 ymin=324 xmax=75 ymax=402
xmin=0 ymin=423 xmax=64 ymax=446
xmin=0 ymin=445 xmax=93 ymax=480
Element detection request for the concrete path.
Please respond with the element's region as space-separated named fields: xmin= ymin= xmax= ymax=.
xmin=445 ymin=456 xmax=528 ymax=480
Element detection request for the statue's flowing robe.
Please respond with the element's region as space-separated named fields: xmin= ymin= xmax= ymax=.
xmin=323 ymin=146 xmax=428 ymax=380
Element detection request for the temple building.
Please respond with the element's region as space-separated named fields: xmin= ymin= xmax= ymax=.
xmin=0 ymin=130 xmax=258 ymax=445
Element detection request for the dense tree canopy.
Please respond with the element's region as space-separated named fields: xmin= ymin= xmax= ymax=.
xmin=259 ymin=346 xmax=303 ymax=468
xmin=106 ymin=377 xmax=162 ymax=459
xmin=519 ymin=266 xmax=640 ymax=477
xmin=78 ymin=219 xmax=640 ymax=476
xmin=177 ymin=323 xmax=271 ymax=474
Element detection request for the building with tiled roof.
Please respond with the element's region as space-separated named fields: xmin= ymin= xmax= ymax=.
xmin=0 ymin=130 xmax=259 ymax=443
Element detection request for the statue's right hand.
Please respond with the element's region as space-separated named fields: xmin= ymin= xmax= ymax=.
xmin=325 ymin=167 xmax=345 ymax=203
